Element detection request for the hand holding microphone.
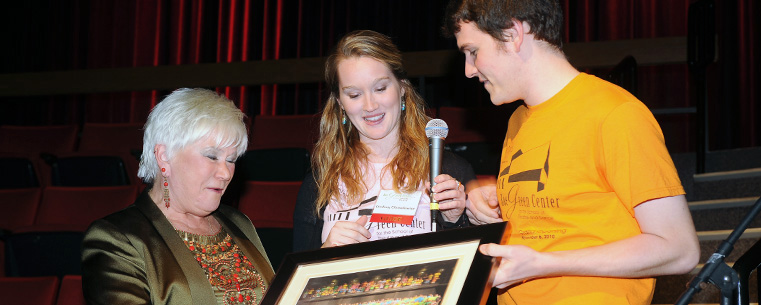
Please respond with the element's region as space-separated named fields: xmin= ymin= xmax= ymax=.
xmin=428 ymin=174 xmax=467 ymax=223
xmin=425 ymin=119 xmax=467 ymax=227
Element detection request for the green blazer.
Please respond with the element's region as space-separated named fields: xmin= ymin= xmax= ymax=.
xmin=82 ymin=191 xmax=275 ymax=305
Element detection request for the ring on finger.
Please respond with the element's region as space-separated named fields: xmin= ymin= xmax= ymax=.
xmin=456 ymin=180 xmax=461 ymax=189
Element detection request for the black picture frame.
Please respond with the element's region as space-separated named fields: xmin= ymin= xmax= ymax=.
xmin=262 ymin=222 xmax=508 ymax=305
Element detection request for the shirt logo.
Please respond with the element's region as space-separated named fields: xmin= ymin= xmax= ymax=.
xmin=498 ymin=143 xmax=553 ymax=220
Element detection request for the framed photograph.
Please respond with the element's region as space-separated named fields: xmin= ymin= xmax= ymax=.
xmin=262 ymin=222 xmax=509 ymax=305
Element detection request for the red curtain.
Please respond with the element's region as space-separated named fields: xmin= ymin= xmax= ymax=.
xmin=734 ymin=0 xmax=758 ymax=147
xmin=1 ymin=0 xmax=758 ymax=149
xmin=80 ymin=0 xmax=267 ymax=122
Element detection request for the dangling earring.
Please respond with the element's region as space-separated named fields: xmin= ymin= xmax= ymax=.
xmin=341 ymin=110 xmax=347 ymax=125
xmin=401 ymin=99 xmax=406 ymax=111
xmin=161 ymin=168 xmax=170 ymax=208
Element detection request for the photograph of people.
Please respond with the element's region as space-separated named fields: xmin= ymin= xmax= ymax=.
xmin=297 ymin=259 xmax=455 ymax=304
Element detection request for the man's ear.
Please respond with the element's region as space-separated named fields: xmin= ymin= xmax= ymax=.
xmin=502 ymin=19 xmax=526 ymax=52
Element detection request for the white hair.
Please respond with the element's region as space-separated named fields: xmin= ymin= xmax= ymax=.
xmin=137 ymin=88 xmax=248 ymax=183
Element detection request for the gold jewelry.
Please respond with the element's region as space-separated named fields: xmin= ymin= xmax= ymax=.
xmin=176 ymin=226 xmax=225 ymax=242
xmin=162 ymin=174 xmax=170 ymax=208
xmin=206 ymin=216 xmax=217 ymax=236
xmin=178 ymin=228 xmax=268 ymax=304
xmin=168 ymin=215 xmax=217 ymax=236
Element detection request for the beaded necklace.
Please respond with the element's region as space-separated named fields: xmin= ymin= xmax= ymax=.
xmin=177 ymin=228 xmax=268 ymax=304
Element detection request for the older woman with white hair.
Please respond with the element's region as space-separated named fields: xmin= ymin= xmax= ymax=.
xmin=82 ymin=88 xmax=273 ymax=305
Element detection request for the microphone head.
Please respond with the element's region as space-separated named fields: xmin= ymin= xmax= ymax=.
xmin=425 ymin=119 xmax=449 ymax=139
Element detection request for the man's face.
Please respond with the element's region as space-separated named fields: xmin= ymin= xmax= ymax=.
xmin=455 ymin=21 xmax=522 ymax=105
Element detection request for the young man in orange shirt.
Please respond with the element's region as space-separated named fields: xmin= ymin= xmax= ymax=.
xmin=442 ymin=0 xmax=700 ymax=304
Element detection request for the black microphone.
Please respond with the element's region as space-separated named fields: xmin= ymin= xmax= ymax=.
xmin=425 ymin=119 xmax=449 ymax=231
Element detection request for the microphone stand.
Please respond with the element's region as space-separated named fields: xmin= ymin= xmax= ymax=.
xmin=674 ymin=195 xmax=761 ymax=305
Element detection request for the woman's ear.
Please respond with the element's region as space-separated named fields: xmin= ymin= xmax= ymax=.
xmin=154 ymin=144 xmax=170 ymax=174
xmin=333 ymin=96 xmax=344 ymax=111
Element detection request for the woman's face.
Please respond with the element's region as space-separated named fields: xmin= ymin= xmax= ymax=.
xmin=165 ymin=135 xmax=238 ymax=216
xmin=337 ymin=56 xmax=405 ymax=147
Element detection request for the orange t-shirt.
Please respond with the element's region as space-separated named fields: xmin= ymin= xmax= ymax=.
xmin=496 ymin=73 xmax=684 ymax=305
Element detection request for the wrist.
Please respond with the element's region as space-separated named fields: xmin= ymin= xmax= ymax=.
xmin=536 ymin=250 xmax=567 ymax=278
xmin=441 ymin=212 xmax=469 ymax=229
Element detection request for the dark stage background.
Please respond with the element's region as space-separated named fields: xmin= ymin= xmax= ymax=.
xmin=1 ymin=0 xmax=758 ymax=151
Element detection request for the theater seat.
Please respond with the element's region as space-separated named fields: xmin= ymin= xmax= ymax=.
xmin=3 ymin=228 xmax=85 ymax=277
xmin=437 ymin=106 xmax=513 ymax=145
xmin=40 ymin=152 xmax=135 ymax=187
xmin=78 ymin=122 xmax=144 ymax=155
xmin=249 ymin=114 xmax=320 ymax=151
xmin=0 ymin=155 xmax=41 ymax=189
xmin=0 ymin=276 xmax=60 ymax=305
xmin=6 ymin=224 xmax=86 ymax=278
xmin=1 ymin=240 xmax=5 ymax=276
xmin=222 ymin=148 xmax=310 ymax=208
xmin=238 ymin=181 xmax=301 ymax=229
xmin=235 ymin=148 xmax=311 ymax=182
xmin=237 ymin=181 xmax=301 ymax=270
xmin=35 ymin=186 xmax=137 ymax=231
xmin=56 ymin=275 xmax=85 ymax=305
xmin=0 ymin=187 xmax=42 ymax=232
xmin=0 ymin=125 xmax=78 ymax=155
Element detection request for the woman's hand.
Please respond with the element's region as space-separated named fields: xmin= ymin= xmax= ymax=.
xmin=322 ymin=215 xmax=371 ymax=247
xmin=427 ymin=174 xmax=467 ymax=223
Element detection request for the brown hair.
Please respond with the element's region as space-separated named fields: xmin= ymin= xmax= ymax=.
xmin=442 ymin=0 xmax=564 ymax=51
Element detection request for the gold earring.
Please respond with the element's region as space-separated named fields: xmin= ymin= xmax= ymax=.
xmin=161 ymin=168 xmax=170 ymax=208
